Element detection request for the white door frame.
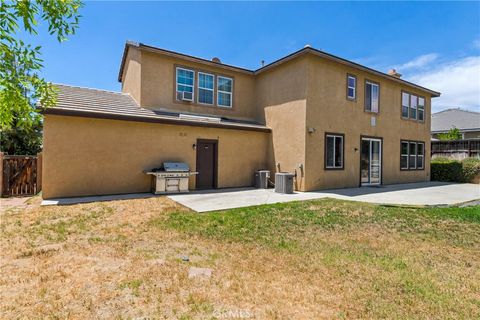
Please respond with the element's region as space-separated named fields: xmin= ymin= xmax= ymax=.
xmin=361 ymin=137 xmax=382 ymax=186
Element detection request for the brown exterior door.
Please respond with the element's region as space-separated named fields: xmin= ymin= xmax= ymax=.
xmin=196 ymin=139 xmax=217 ymax=189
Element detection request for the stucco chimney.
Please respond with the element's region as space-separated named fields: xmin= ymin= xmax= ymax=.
xmin=388 ymin=69 xmax=402 ymax=78
xmin=211 ymin=57 xmax=221 ymax=63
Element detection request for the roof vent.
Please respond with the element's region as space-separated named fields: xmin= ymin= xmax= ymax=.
xmin=388 ymin=69 xmax=402 ymax=78
xmin=179 ymin=114 xmax=221 ymax=123
xmin=212 ymin=57 xmax=221 ymax=63
xmin=304 ymin=44 xmax=311 ymax=48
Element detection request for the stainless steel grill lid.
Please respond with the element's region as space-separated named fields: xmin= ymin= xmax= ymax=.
xmin=163 ymin=162 xmax=190 ymax=172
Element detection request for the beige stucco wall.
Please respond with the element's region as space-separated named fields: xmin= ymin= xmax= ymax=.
xmin=256 ymin=57 xmax=308 ymax=190
xmin=121 ymin=48 xmax=142 ymax=104
xmin=122 ymin=47 xmax=258 ymax=122
xmin=304 ymin=56 xmax=432 ymax=190
xmin=42 ymin=115 xmax=270 ymax=199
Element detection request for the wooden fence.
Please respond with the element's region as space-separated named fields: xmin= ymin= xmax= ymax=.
xmin=431 ymin=139 xmax=480 ymax=160
xmin=1 ymin=154 xmax=42 ymax=197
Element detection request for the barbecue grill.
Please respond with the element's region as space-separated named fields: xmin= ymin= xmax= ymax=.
xmin=145 ymin=162 xmax=198 ymax=194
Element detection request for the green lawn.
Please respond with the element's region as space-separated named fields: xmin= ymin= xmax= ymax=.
xmin=154 ymin=199 xmax=480 ymax=318
xmin=158 ymin=199 xmax=480 ymax=249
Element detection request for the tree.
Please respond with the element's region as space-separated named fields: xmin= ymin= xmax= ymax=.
xmin=0 ymin=0 xmax=83 ymax=131
xmin=0 ymin=112 xmax=42 ymax=155
xmin=437 ymin=127 xmax=463 ymax=141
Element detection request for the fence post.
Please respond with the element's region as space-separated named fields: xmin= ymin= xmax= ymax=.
xmin=0 ymin=152 xmax=3 ymax=197
xmin=37 ymin=152 xmax=42 ymax=194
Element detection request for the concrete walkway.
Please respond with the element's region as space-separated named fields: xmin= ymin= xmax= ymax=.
xmin=0 ymin=197 xmax=37 ymax=213
xmin=41 ymin=193 xmax=159 ymax=206
xmin=168 ymin=182 xmax=480 ymax=212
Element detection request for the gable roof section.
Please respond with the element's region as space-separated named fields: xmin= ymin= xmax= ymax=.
xmin=431 ymin=108 xmax=480 ymax=133
xmin=42 ymin=84 xmax=270 ymax=132
xmin=117 ymin=41 xmax=440 ymax=97
xmin=117 ymin=41 xmax=254 ymax=82
xmin=257 ymin=47 xmax=441 ymax=97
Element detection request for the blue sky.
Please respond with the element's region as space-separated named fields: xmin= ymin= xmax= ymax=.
xmin=28 ymin=1 xmax=480 ymax=112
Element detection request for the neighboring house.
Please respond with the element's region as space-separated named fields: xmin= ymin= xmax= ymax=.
xmin=42 ymin=41 xmax=440 ymax=199
xmin=431 ymin=108 xmax=480 ymax=140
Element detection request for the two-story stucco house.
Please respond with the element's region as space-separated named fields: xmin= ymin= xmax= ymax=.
xmin=42 ymin=41 xmax=440 ymax=199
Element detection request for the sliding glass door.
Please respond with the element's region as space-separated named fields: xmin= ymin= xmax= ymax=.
xmin=360 ymin=138 xmax=382 ymax=186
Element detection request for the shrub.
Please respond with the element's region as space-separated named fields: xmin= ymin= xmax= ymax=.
xmin=462 ymin=158 xmax=480 ymax=183
xmin=431 ymin=158 xmax=463 ymax=182
xmin=431 ymin=157 xmax=480 ymax=183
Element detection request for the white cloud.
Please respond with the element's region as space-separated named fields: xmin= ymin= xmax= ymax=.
xmin=407 ymin=56 xmax=480 ymax=113
xmin=395 ymin=53 xmax=439 ymax=71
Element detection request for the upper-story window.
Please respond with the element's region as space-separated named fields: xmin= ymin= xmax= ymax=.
xmin=175 ymin=66 xmax=234 ymax=108
xmin=217 ymin=76 xmax=233 ymax=108
xmin=347 ymin=74 xmax=356 ymax=100
xmin=198 ymin=72 xmax=214 ymax=105
xmin=176 ymin=67 xmax=195 ymax=101
xmin=402 ymin=92 xmax=409 ymax=118
xmin=365 ymin=81 xmax=379 ymax=113
xmin=401 ymin=91 xmax=425 ymax=122
xmin=418 ymin=97 xmax=425 ymax=121
xmin=410 ymin=95 xmax=417 ymax=119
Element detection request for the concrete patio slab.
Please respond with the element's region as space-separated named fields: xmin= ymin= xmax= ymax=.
xmin=168 ymin=182 xmax=480 ymax=212
xmin=41 ymin=193 xmax=160 ymax=206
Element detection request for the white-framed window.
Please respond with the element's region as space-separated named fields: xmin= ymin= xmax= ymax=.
xmin=365 ymin=81 xmax=379 ymax=113
xmin=418 ymin=97 xmax=425 ymax=121
xmin=347 ymin=74 xmax=356 ymax=100
xmin=417 ymin=142 xmax=424 ymax=169
xmin=401 ymin=140 xmax=424 ymax=170
xmin=217 ymin=76 xmax=233 ymax=108
xmin=401 ymin=141 xmax=409 ymax=169
xmin=402 ymin=92 xmax=409 ymax=118
xmin=325 ymin=134 xmax=344 ymax=169
xmin=409 ymin=142 xmax=417 ymax=169
xmin=197 ymin=72 xmax=214 ymax=105
xmin=176 ymin=67 xmax=195 ymax=101
xmin=410 ymin=94 xmax=417 ymax=120
xmin=401 ymin=92 xmax=425 ymax=122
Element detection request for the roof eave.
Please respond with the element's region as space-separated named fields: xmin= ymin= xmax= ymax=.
xmin=42 ymin=107 xmax=271 ymax=133
xmin=431 ymin=128 xmax=480 ymax=133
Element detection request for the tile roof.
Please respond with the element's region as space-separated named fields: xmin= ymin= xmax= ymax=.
xmin=43 ymin=84 xmax=270 ymax=132
xmin=431 ymin=108 xmax=480 ymax=133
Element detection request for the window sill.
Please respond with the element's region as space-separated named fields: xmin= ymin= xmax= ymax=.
xmin=325 ymin=167 xmax=345 ymax=171
xmin=174 ymin=99 xmax=235 ymax=110
xmin=401 ymin=117 xmax=425 ymax=123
